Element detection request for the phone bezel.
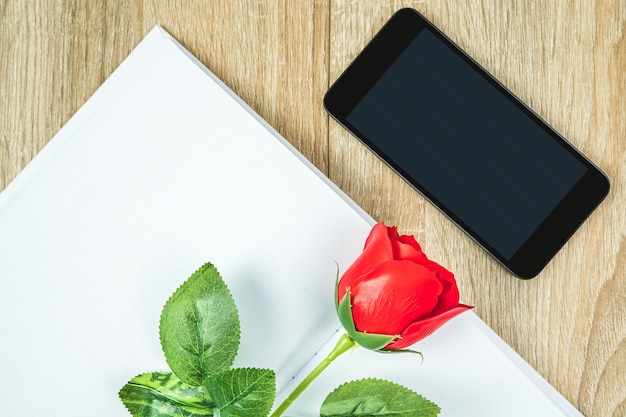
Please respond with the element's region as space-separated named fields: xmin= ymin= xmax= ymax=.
xmin=324 ymin=8 xmax=610 ymax=279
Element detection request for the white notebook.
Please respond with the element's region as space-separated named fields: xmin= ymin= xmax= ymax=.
xmin=0 ymin=26 xmax=582 ymax=417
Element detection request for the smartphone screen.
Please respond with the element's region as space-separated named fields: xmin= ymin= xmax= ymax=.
xmin=324 ymin=8 xmax=609 ymax=278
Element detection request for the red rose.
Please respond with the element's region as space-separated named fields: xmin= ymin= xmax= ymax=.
xmin=336 ymin=222 xmax=473 ymax=350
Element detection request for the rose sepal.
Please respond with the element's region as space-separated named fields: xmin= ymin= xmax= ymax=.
xmin=336 ymin=288 xmax=397 ymax=351
xmin=374 ymin=346 xmax=424 ymax=363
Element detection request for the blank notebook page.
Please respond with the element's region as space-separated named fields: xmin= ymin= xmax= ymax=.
xmin=0 ymin=26 xmax=371 ymax=415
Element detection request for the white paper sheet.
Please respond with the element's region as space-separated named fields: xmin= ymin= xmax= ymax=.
xmin=0 ymin=26 xmax=582 ymax=417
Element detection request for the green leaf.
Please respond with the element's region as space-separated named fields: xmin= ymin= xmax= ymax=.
xmin=205 ymin=367 xmax=276 ymax=417
xmin=320 ymin=378 xmax=440 ymax=417
xmin=119 ymin=371 xmax=215 ymax=416
xmin=160 ymin=262 xmax=240 ymax=386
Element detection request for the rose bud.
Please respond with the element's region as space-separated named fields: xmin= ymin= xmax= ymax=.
xmin=336 ymin=222 xmax=473 ymax=351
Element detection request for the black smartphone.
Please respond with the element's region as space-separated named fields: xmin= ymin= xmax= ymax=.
xmin=324 ymin=8 xmax=609 ymax=279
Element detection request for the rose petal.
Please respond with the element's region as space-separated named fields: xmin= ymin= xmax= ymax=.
xmin=428 ymin=261 xmax=455 ymax=285
xmin=396 ymin=233 xmax=423 ymax=252
xmin=385 ymin=304 xmax=474 ymax=349
xmin=431 ymin=284 xmax=461 ymax=316
xmin=351 ymin=260 xmax=442 ymax=335
xmin=365 ymin=222 xmax=393 ymax=250
xmin=426 ymin=262 xmax=462 ymax=316
xmin=390 ymin=232 xmax=429 ymax=264
xmin=337 ymin=223 xmax=394 ymax=301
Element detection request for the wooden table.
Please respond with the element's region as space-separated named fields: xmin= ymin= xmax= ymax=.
xmin=1 ymin=1 xmax=624 ymax=416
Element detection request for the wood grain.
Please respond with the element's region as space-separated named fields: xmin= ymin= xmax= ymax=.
xmin=1 ymin=1 xmax=624 ymax=416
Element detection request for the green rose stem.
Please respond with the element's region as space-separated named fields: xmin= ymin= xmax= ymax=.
xmin=270 ymin=333 xmax=356 ymax=417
